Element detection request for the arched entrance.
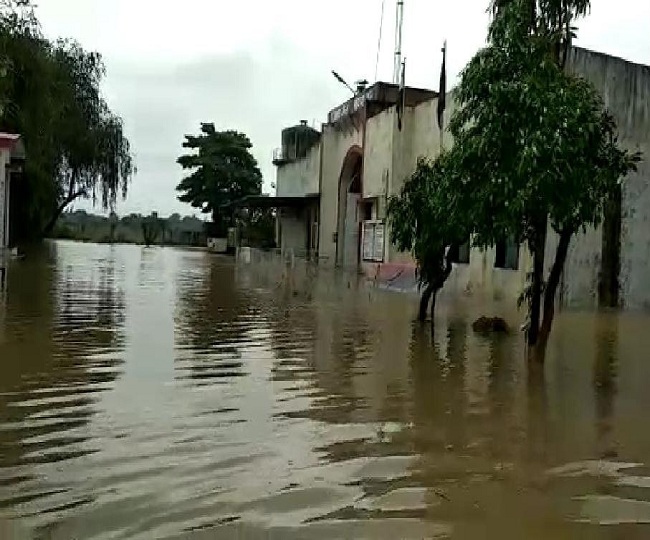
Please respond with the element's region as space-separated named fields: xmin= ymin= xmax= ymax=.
xmin=337 ymin=147 xmax=363 ymax=268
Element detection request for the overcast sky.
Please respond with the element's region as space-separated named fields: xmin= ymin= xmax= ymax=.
xmin=36 ymin=0 xmax=650 ymax=218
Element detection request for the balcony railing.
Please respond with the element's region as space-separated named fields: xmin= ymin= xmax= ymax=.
xmin=272 ymin=147 xmax=303 ymax=165
xmin=272 ymin=147 xmax=287 ymax=165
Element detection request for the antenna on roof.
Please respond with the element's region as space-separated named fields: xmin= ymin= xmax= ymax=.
xmin=393 ymin=0 xmax=404 ymax=84
xmin=332 ymin=70 xmax=355 ymax=95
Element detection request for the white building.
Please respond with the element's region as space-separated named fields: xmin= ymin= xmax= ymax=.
xmin=268 ymin=47 xmax=650 ymax=310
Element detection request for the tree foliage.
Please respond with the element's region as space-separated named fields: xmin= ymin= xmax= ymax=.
xmin=0 ymin=0 xmax=134 ymax=241
xmin=49 ymin=42 xmax=133 ymax=221
xmin=176 ymin=123 xmax=262 ymax=235
xmin=238 ymin=207 xmax=276 ymax=249
xmin=141 ymin=216 xmax=159 ymax=247
xmin=443 ymin=0 xmax=639 ymax=356
xmin=489 ymin=0 xmax=590 ymax=67
xmin=388 ymin=154 xmax=470 ymax=322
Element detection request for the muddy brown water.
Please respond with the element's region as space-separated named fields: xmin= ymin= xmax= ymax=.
xmin=1 ymin=241 xmax=650 ymax=539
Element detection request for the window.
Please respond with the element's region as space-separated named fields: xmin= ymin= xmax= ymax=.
xmin=494 ymin=236 xmax=520 ymax=270
xmin=449 ymin=239 xmax=470 ymax=264
xmin=363 ymin=201 xmax=374 ymax=221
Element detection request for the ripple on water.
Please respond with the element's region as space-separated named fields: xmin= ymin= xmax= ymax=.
xmin=2 ymin=243 xmax=650 ymax=538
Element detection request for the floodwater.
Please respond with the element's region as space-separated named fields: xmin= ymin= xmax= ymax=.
xmin=1 ymin=242 xmax=650 ymax=539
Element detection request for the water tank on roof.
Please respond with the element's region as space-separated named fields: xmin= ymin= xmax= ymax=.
xmin=280 ymin=120 xmax=320 ymax=163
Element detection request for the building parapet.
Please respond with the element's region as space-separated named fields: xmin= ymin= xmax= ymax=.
xmin=327 ymin=82 xmax=437 ymax=126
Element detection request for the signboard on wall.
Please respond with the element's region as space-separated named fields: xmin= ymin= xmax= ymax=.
xmin=328 ymin=86 xmax=378 ymax=124
xmin=373 ymin=223 xmax=384 ymax=261
xmin=362 ymin=222 xmax=374 ymax=261
xmin=362 ymin=220 xmax=385 ymax=262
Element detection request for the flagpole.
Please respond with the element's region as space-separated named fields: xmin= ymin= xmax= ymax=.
xmin=397 ymin=58 xmax=406 ymax=131
xmin=438 ymin=40 xmax=447 ymax=155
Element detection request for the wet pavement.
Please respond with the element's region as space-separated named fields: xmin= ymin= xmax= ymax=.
xmin=1 ymin=240 xmax=650 ymax=538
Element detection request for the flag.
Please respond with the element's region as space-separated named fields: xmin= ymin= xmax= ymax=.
xmin=437 ymin=41 xmax=447 ymax=131
xmin=397 ymin=59 xmax=406 ymax=131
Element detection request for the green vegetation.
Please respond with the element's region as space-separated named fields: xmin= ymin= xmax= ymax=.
xmin=237 ymin=207 xmax=276 ymax=250
xmin=0 ymin=0 xmax=134 ymax=243
xmin=51 ymin=210 xmax=206 ymax=247
xmin=176 ymin=123 xmax=262 ymax=236
xmin=388 ymin=155 xmax=470 ymax=322
xmin=388 ymin=0 xmax=639 ymax=360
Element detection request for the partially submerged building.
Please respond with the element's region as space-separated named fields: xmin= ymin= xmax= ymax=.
xmin=0 ymin=132 xmax=24 ymax=288
xmin=268 ymin=47 xmax=650 ymax=310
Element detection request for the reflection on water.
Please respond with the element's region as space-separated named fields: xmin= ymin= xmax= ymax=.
xmin=1 ymin=241 xmax=650 ymax=538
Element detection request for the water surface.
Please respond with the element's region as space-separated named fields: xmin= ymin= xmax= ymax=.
xmin=1 ymin=241 xmax=650 ymax=538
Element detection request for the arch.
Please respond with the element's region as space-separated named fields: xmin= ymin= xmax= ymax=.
xmin=336 ymin=145 xmax=364 ymax=268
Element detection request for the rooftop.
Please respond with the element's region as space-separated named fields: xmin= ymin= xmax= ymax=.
xmin=327 ymin=81 xmax=437 ymax=125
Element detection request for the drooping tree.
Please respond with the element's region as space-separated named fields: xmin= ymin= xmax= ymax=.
xmin=43 ymin=40 xmax=134 ymax=234
xmin=1 ymin=0 xmax=61 ymax=239
xmin=176 ymin=123 xmax=262 ymax=235
xmin=0 ymin=0 xmax=134 ymax=241
xmin=444 ymin=0 xmax=639 ymax=359
xmin=388 ymin=154 xmax=470 ymax=322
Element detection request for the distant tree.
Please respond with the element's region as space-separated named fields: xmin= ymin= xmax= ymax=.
xmin=160 ymin=220 xmax=168 ymax=244
xmin=108 ymin=211 xmax=118 ymax=243
xmin=141 ymin=214 xmax=158 ymax=247
xmin=176 ymin=123 xmax=262 ymax=235
xmin=388 ymin=155 xmax=470 ymax=322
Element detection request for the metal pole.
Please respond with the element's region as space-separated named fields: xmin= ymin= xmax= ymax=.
xmin=0 ymin=165 xmax=5 ymax=250
xmin=5 ymin=170 xmax=11 ymax=249
xmin=439 ymin=40 xmax=447 ymax=155
xmin=393 ymin=0 xmax=404 ymax=84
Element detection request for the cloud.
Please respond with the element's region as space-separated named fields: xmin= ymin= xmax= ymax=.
xmin=80 ymin=35 xmax=350 ymax=216
xmin=41 ymin=0 xmax=650 ymax=217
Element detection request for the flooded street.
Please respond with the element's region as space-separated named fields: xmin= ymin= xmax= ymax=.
xmin=1 ymin=241 xmax=650 ymax=538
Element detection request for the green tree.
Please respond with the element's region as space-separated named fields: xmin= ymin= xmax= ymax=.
xmin=42 ymin=40 xmax=134 ymax=234
xmin=444 ymin=0 xmax=639 ymax=359
xmin=176 ymin=123 xmax=262 ymax=235
xmin=0 ymin=0 xmax=134 ymax=241
xmin=1 ymin=0 xmax=61 ymax=240
xmin=388 ymin=155 xmax=470 ymax=322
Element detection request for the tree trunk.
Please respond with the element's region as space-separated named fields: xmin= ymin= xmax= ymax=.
xmin=430 ymin=289 xmax=438 ymax=322
xmin=418 ymin=245 xmax=456 ymax=323
xmin=528 ymin=220 xmax=547 ymax=347
xmin=42 ymin=189 xmax=86 ymax=237
xmin=419 ymin=284 xmax=434 ymax=322
xmin=531 ymin=228 xmax=572 ymax=363
xmin=599 ymin=185 xmax=622 ymax=308
xmin=42 ymin=170 xmax=85 ymax=238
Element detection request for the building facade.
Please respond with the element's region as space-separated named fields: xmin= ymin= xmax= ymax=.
xmin=0 ymin=133 xmax=23 ymax=249
xmin=272 ymin=47 xmax=650 ymax=310
xmin=0 ymin=132 xmax=24 ymax=290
